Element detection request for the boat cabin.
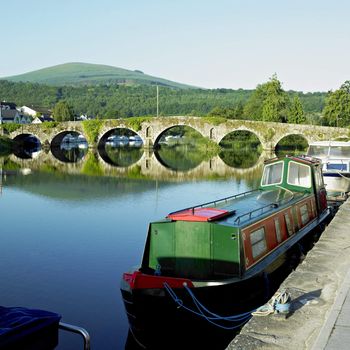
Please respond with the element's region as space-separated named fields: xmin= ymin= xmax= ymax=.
xmin=307 ymin=141 xmax=350 ymax=173
xmin=307 ymin=141 xmax=350 ymax=196
xmin=140 ymin=156 xmax=328 ymax=282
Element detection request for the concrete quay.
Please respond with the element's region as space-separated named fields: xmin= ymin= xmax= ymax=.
xmin=227 ymin=198 xmax=350 ymax=350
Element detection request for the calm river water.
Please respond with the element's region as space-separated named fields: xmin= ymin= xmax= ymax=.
xmin=0 ymin=143 xmax=270 ymax=349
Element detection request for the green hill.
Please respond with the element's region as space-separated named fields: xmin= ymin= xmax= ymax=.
xmin=0 ymin=62 xmax=194 ymax=89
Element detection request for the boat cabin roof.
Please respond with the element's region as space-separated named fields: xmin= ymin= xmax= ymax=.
xmin=167 ymin=187 xmax=307 ymax=228
xmin=165 ymin=155 xmax=321 ymax=229
xmin=308 ymin=141 xmax=350 ymax=147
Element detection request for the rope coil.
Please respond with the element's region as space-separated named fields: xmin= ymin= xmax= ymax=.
xmin=252 ymin=289 xmax=291 ymax=316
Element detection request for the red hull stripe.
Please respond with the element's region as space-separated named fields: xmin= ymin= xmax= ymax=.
xmin=167 ymin=207 xmax=229 ymax=222
xmin=123 ymin=271 xmax=194 ymax=289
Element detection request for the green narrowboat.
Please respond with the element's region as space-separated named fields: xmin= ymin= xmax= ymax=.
xmin=121 ymin=155 xmax=331 ymax=348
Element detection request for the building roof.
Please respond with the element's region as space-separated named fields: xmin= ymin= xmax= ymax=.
xmin=0 ymin=102 xmax=17 ymax=110
xmin=37 ymin=116 xmax=54 ymax=122
xmin=21 ymin=105 xmax=52 ymax=116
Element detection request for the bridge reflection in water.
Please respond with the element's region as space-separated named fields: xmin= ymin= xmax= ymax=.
xmin=5 ymin=142 xmax=275 ymax=182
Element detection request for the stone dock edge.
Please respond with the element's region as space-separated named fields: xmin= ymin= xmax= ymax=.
xmin=227 ymin=198 xmax=350 ymax=350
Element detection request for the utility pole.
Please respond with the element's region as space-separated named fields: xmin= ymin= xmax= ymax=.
xmin=156 ymin=85 xmax=159 ymax=117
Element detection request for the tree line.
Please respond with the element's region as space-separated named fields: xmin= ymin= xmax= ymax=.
xmin=0 ymin=76 xmax=349 ymax=126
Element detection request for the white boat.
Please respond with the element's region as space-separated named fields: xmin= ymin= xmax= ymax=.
xmin=106 ymin=135 xmax=129 ymax=146
xmin=128 ymin=135 xmax=143 ymax=147
xmin=307 ymin=141 xmax=350 ymax=196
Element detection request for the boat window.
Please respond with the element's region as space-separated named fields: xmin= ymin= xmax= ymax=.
xmin=326 ymin=163 xmax=347 ymax=171
xmin=329 ymin=146 xmax=350 ymax=158
xmin=287 ymin=161 xmax=311 ymax=188
xmin=261 ymin=161 xmax=283 ymax=186
xmin=300 ymin=204 xmax=309 ymax=225
xmin=307 ymin=146 xmax=329 ymax=158
xmin=315 ymin=167 xmax=324 ymax=189
xmin=284 ymin=213 xmax=293 ymax=236
xmin=274 ymin=218 xmax=282 ymax=243
xmin=250 ymin=227 xmax=267 ymax=259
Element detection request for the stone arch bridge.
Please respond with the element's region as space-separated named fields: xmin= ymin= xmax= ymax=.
xmin=8 ymin=116 xmax=349 ymax=150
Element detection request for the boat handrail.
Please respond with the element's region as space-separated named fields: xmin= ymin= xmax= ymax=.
xmin=167 ymin=189 xmax=260 ymax=217
xmin=59 ymin=322 xmax=91 ymax=350
xmin=234 ymin=202 xmax=280 ymax=225
xmin=234 ymin=188 xmax=307 ymax=225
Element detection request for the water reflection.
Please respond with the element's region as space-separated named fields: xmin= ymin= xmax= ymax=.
xmin=155 ymin=144 xmax=203 ymax=171
xmin=51 ymin=142 xmax=88 ymax=163
xmin=276 ymin=147 xmax=308 ymax=158
xmin=219 ymin=131 xmax=262 ymax=169
xmin=219 ymin=147 xmax=262 ymax=169
xmin=100 ymin=145 xmax=144 ymax=167
xmin=4 ymin=147 xmax=269 ymax=183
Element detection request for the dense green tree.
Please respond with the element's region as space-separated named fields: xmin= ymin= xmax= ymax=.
xmin=207 ymin=103 xmax=244 ymax=119
xmin=323 ymin=81 xmax=350 ymax=127
xmin=104 ymin=110 xmax=121 ymax=119
xmin=0 ymin=79 xmax=326 ymax=123
xmin=52 ymin=100 xmax=75 ymax=121
xmin=288 ymin=95 xmax=305 ymax=124
xmin=242 ymin=86 xmax=266 ymax=120
xmin=244 ymin=75 xmax=290 ymax=122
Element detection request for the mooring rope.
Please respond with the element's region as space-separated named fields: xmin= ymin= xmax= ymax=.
xmin=336 ymin=170 xmax=350 ymax=182
xmin=163 ymin=282 xmax=254 ymax=330
xmin=163 ymin=283 xmax=291 ymax=329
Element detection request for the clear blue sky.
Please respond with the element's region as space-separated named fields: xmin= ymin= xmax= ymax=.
xmin=1 ymin=0 xmax=350 ymax=92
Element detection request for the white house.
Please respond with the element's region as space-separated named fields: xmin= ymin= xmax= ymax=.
xmin=0 ymin=109 xmax=31 ymax=124
xmin=1 ymin=102 xmax=31 ymax=124
xmin=20 ymin=105 xmax=52 ymax=118
xmin=20 ymin=105 xmax=38 ymax=117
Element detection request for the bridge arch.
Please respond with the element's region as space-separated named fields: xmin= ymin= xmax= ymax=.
xmin=153 ymin=124 xmax=206 ymax=147
xmin=217 ymin=126 xmax=265 ymax=148
xmin=97 ymin=125 xmax=144 ymax=145
xmin=12 ymin=133 xmax=42 ymax=159
xmin=51 ymin=130 xmax=87 ymax=147
xmin=218 ymin=129 xmax=263 ymax=146
xmin=274 ymin=132 xmax=310 ymax=149
xmin=97 ymin=127 xmax=144 ymax=147
xmin=13 ymin=133 xmax=41 ymax=145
